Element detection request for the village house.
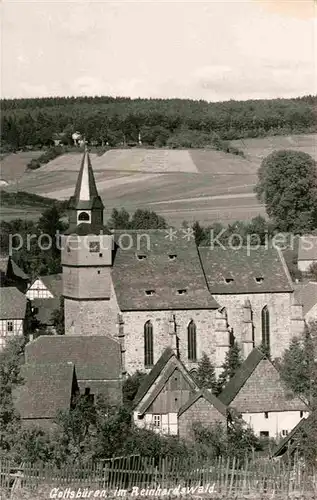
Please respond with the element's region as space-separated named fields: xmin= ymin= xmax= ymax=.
xmin=13 ymin=362 xmax=80 ymax=430
xmin=133 ymin=347 xmax=227 ymax=439
xmin=59 ymin=148 xmax=305 ymax=375
xmin=25 ymin=335 xmax=123 ymax=405
xmin=272 ymin=412 xmax=315 ymax=460
xmin=26 ymin=274 xmax=62 ymax=333
xmin=0 ymin=287 xmax=30 ymax=350
xmin=218 ymin=348 xmax=309 ymax=439
xmin=297 ymin=235 xmax=317 ymax=273
xmin=294 ymin=281 xmax=317 ymax=323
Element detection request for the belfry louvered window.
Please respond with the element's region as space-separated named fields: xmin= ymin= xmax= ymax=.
xmin=261 ymin=306 xmax=270 ymax=352
xmin=144 ymin=321 xmax=154 ymax=367
xmin=187 ymin=320 xmax=197 ymax=361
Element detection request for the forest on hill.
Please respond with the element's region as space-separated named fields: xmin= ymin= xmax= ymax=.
xmin=1 ymin=94 xmax=316 ymax=151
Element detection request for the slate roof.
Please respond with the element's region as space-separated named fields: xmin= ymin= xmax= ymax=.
xmin=199 ymin=246 xmax=293 ymax=294
xmin=25 ymin=335 xmax=122 ymax=381
xmin=0 ymin=286 xmax=27 ymax=319
xmin=134 ymin=347 xmax=198 ymax=414
xmin=36 ymin=274 xmax=63 ymax=298
xmin=218 ymin=348 xmax=266 ymax=406
xmin=68 ymin=149 xmax=104 ymax=211
xmin=112 ymin=230 xmax=219 ymax=311
xmin=178 ymin=389 xmax=227 ymax=417
xmin=0 ymin=255 xmax=29 ymax=281
xmin=32 ymin=298 xmax=60 ymax=325
xmin=298 ymin=235 xmax=317 ymax=261
xmin=13 ymin=362 xmax=76 ymax=419
xmin=294 ymin=281 xmax=317 ymax=316
xmin=64 ymin=223 xmax=111 ymax=236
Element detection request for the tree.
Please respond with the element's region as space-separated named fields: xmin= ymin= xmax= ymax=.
xmin=122 ymin=371 xmax=147 ymax=409
xmin=108 ymin=208 xmax=131 ymax=230
xmin=217 ymin=342 xmax=243 ymax=394
xmin=0 ymin=337 xmax=25 ymax=456
xmin=195 ymin=352 xmax=218 ymax=393
xmin=278 ymin=323 xmax=317 ymax=407
xmin=255 ymin=150 xmax=317 ymax=232
xmin=51 ymin=296 xmax=65 ymax=335
xmin=130 ymin=209 xmax=167 ymax=229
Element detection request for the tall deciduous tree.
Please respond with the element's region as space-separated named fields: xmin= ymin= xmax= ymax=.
xmin=255 ymin=150 xmax=317 ymax=232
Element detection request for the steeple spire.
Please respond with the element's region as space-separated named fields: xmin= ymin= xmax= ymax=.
xmin=67 ymin=145 xmax=105 ymax=232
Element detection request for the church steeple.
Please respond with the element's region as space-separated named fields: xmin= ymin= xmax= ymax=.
xmin=67 ymin=146 xmax=105 ymax=232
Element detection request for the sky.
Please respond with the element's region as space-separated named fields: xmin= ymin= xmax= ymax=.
xmin=1 ymin=0 xmax=316 ymax=102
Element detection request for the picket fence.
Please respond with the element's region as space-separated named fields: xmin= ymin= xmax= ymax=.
xmin=1 ymin=454 xmax=317 ymax=497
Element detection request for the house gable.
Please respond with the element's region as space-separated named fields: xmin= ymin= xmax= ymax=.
xmin=219 ymin=349 xmax=308 ymax=413
xmin=26 ymin=278 xmax=54 ymax=299
xmin=134 ymin=348 xmax=198 ymax=416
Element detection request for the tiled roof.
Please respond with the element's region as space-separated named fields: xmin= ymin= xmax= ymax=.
xmin=32 ymin=298 xmax=60 ymax=325
xmin=64 ymin=223 xmax=111 ymax=235
xmin=39 ymin=274 xmax=63 ymax=298
xmin=199 ymin=246 xmax=293 ymax=294
xmin=178 ymin=389 xmax=227 ymax=417
xmin=25 ymin=335 xmax=122 ymax=381
xmin=134 ymin=348 xmax=198 ymax=414
xmin=294 ymin=282 xmax=317 ymax=316
xmin=219 ymin=348 xmax=308 ymax=412
xmin=0 ymin=286 xmax=27 ymax=319
xmin=13 ymin=362 xmax=76 ymax=419
xmin=298 ymin=235 xmax=317 ymax=261
xmin=112 ymin=230 xmax=219 ymax=311
xmin=218 ymin=348 xmax=266 ymax=405
xmin=68 ymin=149 xmax=104 ymax=211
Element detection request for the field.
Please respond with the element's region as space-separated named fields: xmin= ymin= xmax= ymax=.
xmin=1 ymin=134 xmax=316 ymax=226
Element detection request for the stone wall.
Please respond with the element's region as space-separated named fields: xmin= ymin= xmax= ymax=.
xmin=178 ymin=396 xmax=226 ymax=441
xmin=122 ymin=309 xmax=221 ymax=374
xmin=213 ymin=292 xmax=295 ymax=359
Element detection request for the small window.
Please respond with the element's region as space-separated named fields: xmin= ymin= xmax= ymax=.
xmin=97 ymin=270 xmax=100 ymax=274
xmin=300 ymin=411 xmax=304 ymax=418
xmin=145 ymin=290 xmax=155 ymax=296
xmin=177 ymin=289 xmax=187 ymax=295
xmin=169 ymin=254 xmax=177 ymax=260
xmin=7 ymin=321 xmax=13 ymax=332
xmin=67 ymin=246 xmax=71 ymax=253
xmin=89 ymin=241 xmax=100 ymax=253
xmin=84 ymin=388 xmax=90 ymax=395
xmin=255 ymin=277 xmax=264 ymax=283
xmin=260 ymin=431 xmax=269 ymax=437
xmin=78 ymin=211 xmax=90 ymax=221
xmin=264 ymin=412 xmax=269 ymax=419
xmin=225 ymin=278 xmax=234 ymax=284
xmin=137 ymin=254 xmax=147 ymax=260
xmin=153 ymin=415 xmax=161 ymax=428
xmin=282 ymin=430 xmax=288 ymax=436
xmin=99 ymin=253 xmax=103 ymax=257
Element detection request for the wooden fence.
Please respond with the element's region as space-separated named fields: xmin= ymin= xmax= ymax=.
xmin=1 ymin=455 xmax=317 ymax=497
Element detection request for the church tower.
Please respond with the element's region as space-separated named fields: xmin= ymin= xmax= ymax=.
xmin=61 ymin=147 xmax=116 ymax=336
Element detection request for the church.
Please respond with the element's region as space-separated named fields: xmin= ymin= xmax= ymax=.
xmin=60 ymin=148 xmax=305 ymax=376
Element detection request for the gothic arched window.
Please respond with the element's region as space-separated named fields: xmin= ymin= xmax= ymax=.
xmin=78 ymin=211 xmax=90 ymax=221
xmin=261 ymin=306 xmax=270 ymax=352
xmin=188 ymin=320 xmax=197 ymax=361
xmin=144 ymin=321 xmax=154 ymax=367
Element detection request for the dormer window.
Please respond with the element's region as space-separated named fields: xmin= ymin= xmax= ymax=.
xmin=225 ymin=278 xmax=234 ymax=284
xmin=137 ymin=254 xmax=147 ymax=260
xmin=177 ymin=289 xmax=187 ymax=295
xmin=169 ymin=254 xmax=177 ymax=260
xmin=255 ymin=277 xmax=264 ymax=283
xmin=145 ymin=290 xmax=155 ymax=296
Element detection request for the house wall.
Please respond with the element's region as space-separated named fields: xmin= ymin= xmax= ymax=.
xmin=26 ymin=279 xmax=53 ymax=299
xmin=134 ymin=412 xmax=178 ymax=435
xmin=242 ymin=410 xmax=310 ymax=438
xmin=0 ymin=319 xmax=24 ymax=350
xmin=213 ymin=292 xmax=295 ymax=359
xmin=306 ymin=303 xmax=317 ymax=322
xmin=147 ymin=367 xmax=195 ymax=413
xmin=122 ymin=309 xmax=220 ymax=374
xmin=298 ymin=260 xmax=315 ymax=273
xmin=178 ymin=396 xmax=227 ymax=441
